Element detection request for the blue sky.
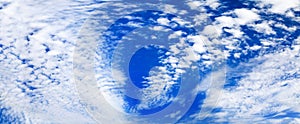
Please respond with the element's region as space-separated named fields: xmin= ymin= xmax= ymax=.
xmin=0 ymin=0 xmax=300 ymax=123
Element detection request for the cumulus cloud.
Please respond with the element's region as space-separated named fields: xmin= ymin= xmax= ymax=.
xmin=259 ymin=0 xmax=300 ymax=14
xmin=1 ymin=0 xmax=299 ymax=123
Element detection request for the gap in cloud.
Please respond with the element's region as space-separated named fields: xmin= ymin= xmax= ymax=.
xmin=0 ymin=106 xmax=24 ymax=123
xmin=129 ymin=45 xmax=167 ymax=88
xmin=124 ymin=45 xmax=181 ymax=115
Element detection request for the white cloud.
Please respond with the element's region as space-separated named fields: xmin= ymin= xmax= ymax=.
xmin=234 ymin=8 xmax=260 ymax=25
xmin=274 ymin=23 xmax=297 ymax=32
xmin=199 ymin=48 xmax=300 ymax=122
xmin=188 ymin=35 xmax=207 ymax=54
xmin=206 ymin=0 xmax=220 ymax=9
xmin=2 ymin=0 xmax=299 ymax=123
xmin=193 ymin=14 xmax=209 ymax=26
xmin=215 ymin=16 xmax=236 ymax=27
xmin=251 ymin=21 xmax=276 ymax=35
xmin=163 ymin=4 xmax=178 ymax=13
xmin=259 ymin=0 xmax=300 ymax=14
xmin=249 ymin=45 xmax=262 ymax=50
xmin=193 ymin=67 xmax=226 ymax=120
xmin=150 ymin=26 xmax=171 ymax=32
xmin=186 ymin=0 xmax=220 ymax=10
xmin=201 ymin=25 xmax=222 ymax=38
xmin=224 ymin=28 xmax=244 ymax=38
xmin=186 ymin=1 xmax=203 ymax=10
xmin=168 ymin=31 xmax=184 ymax=39
xmin=157 ymin=17 xmax=170 ymax=26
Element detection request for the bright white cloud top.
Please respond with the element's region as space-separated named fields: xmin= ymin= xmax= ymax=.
xmin=0 ymin=0 xmax=299 ymax=123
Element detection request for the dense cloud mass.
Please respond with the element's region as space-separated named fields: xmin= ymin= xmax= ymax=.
xmin=0 ymin=0 xmax=299 ymax=123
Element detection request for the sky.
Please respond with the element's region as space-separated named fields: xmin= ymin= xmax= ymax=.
xmin=0 ymin=0 xmax=300 ymax=123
